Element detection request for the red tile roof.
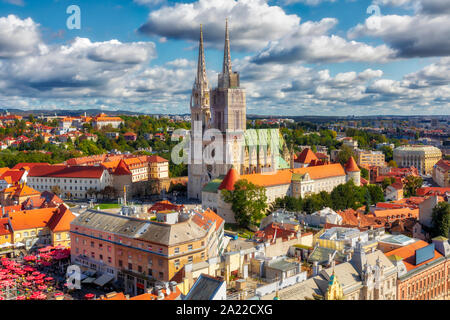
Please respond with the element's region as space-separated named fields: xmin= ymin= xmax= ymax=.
xmin=416 ymin=187 xmax=450 ymax=197
xmin=192 ymin=208 xmax=224 ymax=232
xmin=345 ymin=156 xmax=360 ymax=172
xmin=295 ymin=148 xmax=318 ymax=164
xmin=434 ymin=159 xmax=450 ymax=172
xmin=147 ymin=155 xmax=169 ymax=163
xmin=113 ymin=159 xmax=132 ymax=176
xmin=239 ymin=163 xmax=346 ymax=187
xmin=9 ymin=205 xmax=75 ymax=232
xmin=385 ymin=240 xmax=443 ymax=272
xmin=12 ymin=163 xmax=50 ymax=170
xmin=218 ymin=167 xmax=239 ymax=191
xmin=28 ymin=165 xmax=106 ymax=179
xmin=148 ymin=200 xmax=184 ymax=213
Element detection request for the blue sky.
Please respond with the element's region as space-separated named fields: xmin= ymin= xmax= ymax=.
xmin=0 ymin=0 xmax=448 ymax=115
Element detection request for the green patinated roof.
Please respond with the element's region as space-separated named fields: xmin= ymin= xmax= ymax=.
xmin=291 ymin=173 xmax=306 ymax=181
xmin=277 ymin=155 xmax=290 ymax=169
xmin=201 ymin=176 xmax=225 ymax=193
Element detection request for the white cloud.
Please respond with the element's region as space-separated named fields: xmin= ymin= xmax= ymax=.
xmin=252 ymin=18 xmax=396 ymax=64
xmin=348 ymin=13 xmax=450 ymax=58
xmin=138 ymin=0 xmax=301 ymax=51
xmin=0 ymin=15 xmax=41 ymax=58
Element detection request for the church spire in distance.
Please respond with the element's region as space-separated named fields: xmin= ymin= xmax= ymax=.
xmin=196 ymin=24 xmax=208 ymax=89
xmin=223 ymin=18 xmax=232 ymax=76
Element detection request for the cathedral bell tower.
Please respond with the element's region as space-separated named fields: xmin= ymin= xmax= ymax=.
xmin=210 ymin=19 xmax=246 ymax=177
xmin=188 ymin=25 xmax=211 ymax=200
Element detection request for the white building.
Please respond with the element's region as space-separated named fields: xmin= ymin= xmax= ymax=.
xmin=27 ymin=165 xmax=113 ymax=199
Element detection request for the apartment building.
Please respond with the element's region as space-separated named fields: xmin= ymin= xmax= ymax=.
xmin=70 ymin=207 xmax=224 ymax=296
xmin=356 ymin=149 xmax=385 ymax=167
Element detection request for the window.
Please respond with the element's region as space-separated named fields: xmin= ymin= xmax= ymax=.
xmin=159 ymin=272 xmax=163 ymax=279
xmin=108 ymin=257 xmax=112 ymax=264
xmin=188 ymin=244 xmax=193 ymax=251
xmin=90 ymin=241 xmax=94 ymax=248
xmin=128 ymin=263 xmax=132 ymax=271
xmin=158 ymin=259 xmax=163 ymax=267
xmin=138 ymin=265 xmax=142 ymax=273
xmin=118 ymin=260 xmax=123 ymax=267
xmin=99 ymin=254 xmax=103 ymax=261
xmin=188 ymin=256 xmax=193 ymax=263
xmin=174 ymin=247 xmax=179 ymax=254
xmin=91 ymin=252 xmax=95 ymax=258
xmin=174 ymin=259 xmax=180 ymax=269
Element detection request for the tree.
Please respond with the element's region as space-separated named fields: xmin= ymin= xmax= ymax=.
xmin=431 ymin=202 xmax=450 ymax=238
xmin=388 ymin=160 xmax=398 ymax=168
xmin=380 ymin=146 xmax=393 ymax=162
xmin=336 ymin=145 xmax=357 ymax=166
xmin=330 ymin=180 xmax=364 ymax=211
xmin=270 ymin=196 xmax=302 ymax=212
xmin=360 ymin=167 xmax=369 ymax=180
xmin=382 ymin=177 xmax=396 ymax=191
xmin=221 ymin=179 xmax=268 ymax=228
xmin=403 ymin=175 xmax=423 ymax=197
xmin=364 ymin=184 xmax=385 ymax=204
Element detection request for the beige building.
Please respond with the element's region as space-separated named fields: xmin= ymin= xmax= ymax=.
xmin=393 ymin=145 xmax=442 ymax=175
xmin=356 ymin=149 xmax=385 ymax=167
xmin=432 ymin=159 xmax=450 ymax=187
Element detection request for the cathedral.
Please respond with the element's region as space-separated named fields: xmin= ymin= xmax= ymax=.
xmin=188 ymin=21 xmax=291 ymax=200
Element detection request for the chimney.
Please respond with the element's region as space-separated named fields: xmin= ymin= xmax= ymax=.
xmin=169 ymin=281 xmax=177 ymax=293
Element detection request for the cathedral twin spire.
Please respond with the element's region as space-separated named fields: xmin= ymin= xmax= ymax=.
xmin=194 ymin=19 xmax=234 ymax=93
xmin=222 ymin=18 xmax=232 ymax=77
xmin=195 ymin=24 xmax=208 ymax=91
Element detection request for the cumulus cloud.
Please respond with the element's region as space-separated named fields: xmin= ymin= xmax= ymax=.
xmin=251 ymin=18 xmax=396 ymax=64
xmin=138 ymin=0 xmax=301 ymax=51
xmin=348 ymin=13 xmax=450 ymax=58
xmin=373 ymin=0 xmax=450 ymax=15
xmin=0 ymin=15 xmax=41 ymax=58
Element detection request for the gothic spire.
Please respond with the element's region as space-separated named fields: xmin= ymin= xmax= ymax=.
xmin=196 ymin=24 xmax=208 ymax=88
xmin=222 ymin=18 xmax=232 ymax=76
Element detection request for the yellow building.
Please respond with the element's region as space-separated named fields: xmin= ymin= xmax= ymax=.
xmin=9 ymin=204 xmax=75 ymax=251
xmin=393 ymin=145 xmax=442 ymax=175
xmin=356 ymin=149 xmax=385 ymax=167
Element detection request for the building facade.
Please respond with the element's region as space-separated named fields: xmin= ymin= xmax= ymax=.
xmin=70 ymin=208 xmax=224 ymax=296
xmin=433 ymin=159 xmax=450 ymax=187
xmin=393 ymin=145 xmax=442 ymax=175
xmin=356 ymin=149 xmax=385 ymax=167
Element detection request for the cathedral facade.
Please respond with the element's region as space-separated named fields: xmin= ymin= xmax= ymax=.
xmin=188 ymin=21 xmax=291 ymax=200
